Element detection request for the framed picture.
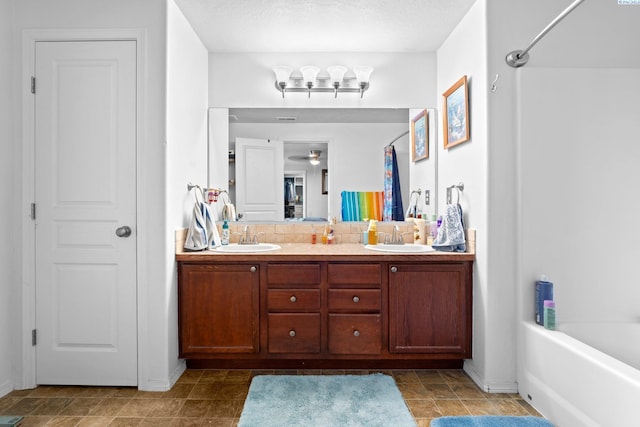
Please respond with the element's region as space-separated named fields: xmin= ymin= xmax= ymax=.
xmin=321 ymin=169 xmax=328 ymax=195
xmin=411 ymin=109 xmax=428 ymax=162
xmin=443 ymin=75 xmax=470 ymax=149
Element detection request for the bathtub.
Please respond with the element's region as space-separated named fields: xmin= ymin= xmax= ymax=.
xmin=519 ymin=321 xmax=640 ymax=427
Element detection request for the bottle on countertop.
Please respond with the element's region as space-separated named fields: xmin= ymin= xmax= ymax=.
xmin=367 ymin=219 xmax=378 ymax=245
xmin=322 ymin=224 xmax=328 ymax=244
xmin=311 ymin=226 xmax=317 ymax=244
xmin=221 ymin=220 xmax=229 ymax=245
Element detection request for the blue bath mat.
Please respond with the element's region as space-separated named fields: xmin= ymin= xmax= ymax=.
xmin=238 ymin=374 xmax=416 ymax=427
xmin=431 ymin=416 xmax=554 ymax=427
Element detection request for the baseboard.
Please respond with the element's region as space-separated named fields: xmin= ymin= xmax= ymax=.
xmin=0 ymin=379 xmax=13 ymax=399
xmin=170 ymin=360 xmax=187 ymax=386
xmin=463 ymin=360 xmax=518 ymax=393
xmin=138 ymin=360 xmax=186 ymax=392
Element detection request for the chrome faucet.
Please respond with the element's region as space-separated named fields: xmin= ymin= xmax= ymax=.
xmin=384 ymin=224 xmax=406 ymax=245
xmin=238 ymin=225 xmax=260 ymax=244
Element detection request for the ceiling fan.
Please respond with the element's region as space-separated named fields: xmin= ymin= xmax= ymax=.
xmin=288 ymin=150 xmax=323 ymax=165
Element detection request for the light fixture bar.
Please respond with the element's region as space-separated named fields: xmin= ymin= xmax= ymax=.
xmin=272 ymin=65 xmax=373 ymax=98
xmin=272 ymin=82 xmax=370 ymax=95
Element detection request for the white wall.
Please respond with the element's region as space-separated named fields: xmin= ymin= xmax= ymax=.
xmin=228 ymin=122 xmax=408 ymax=221
xmin=209 ymin=53 xmax=437 ymax=109
xmin=165 ymin=0 xmax=209 ymax=387
xmin=437 ymin=0 xmax=509 ymax=391
xmin=0 ymin=0 xmax=15 ymax=397
xmin=519 ymin=67 xmax=640 ymax=322
xmin=10 ymin=0 xmax=172 ymax=391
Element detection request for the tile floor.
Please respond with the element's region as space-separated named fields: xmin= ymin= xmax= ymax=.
xmin=0 ymin=369 xmax=542 ymax=426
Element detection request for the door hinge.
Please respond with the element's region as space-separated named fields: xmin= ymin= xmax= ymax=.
xmin=32 ymin=329 xmax=37 ymax=346
xmin=30 ymin=203 xmax=36 ymax=220
xmin=31 ymin=76 xmax=36 ymax=94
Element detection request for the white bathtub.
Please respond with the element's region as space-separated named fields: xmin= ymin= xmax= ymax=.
xmin=519 ymin=321 xmax=640 ymax=427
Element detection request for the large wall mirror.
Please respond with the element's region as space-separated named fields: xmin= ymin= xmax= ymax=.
xmin=208 ymin=107 xmax=437 ymax=222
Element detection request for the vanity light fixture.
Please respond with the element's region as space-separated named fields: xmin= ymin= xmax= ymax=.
xmin=272 ymin=65 xmax=373 ymax=98
xmin=273 ymin=65 xmax=293 ymax=98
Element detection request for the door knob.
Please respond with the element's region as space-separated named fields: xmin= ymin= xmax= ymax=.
xmin=115 ymin=226 xmax=132 ymax=238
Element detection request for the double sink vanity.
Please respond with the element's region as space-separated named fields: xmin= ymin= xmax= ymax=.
xmin=176 ymin=225 xmax=475 ymax=369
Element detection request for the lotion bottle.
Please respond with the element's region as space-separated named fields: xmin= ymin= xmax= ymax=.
xmin=221 ymin=220 xmax=229 ymax=245
xmin=368 ymin=220 xmax=378 ymax=245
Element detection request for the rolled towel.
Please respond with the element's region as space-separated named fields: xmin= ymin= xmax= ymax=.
xmin=222 ymin=203 xmax=236 ymax=221
xmin=432 ymin=203 xmax=466 ymax=252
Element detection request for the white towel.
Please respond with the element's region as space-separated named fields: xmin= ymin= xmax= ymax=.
xmin=222 ymin=203 xmax=236 ymax=221
xmin=432 ymin=204 xmax=466 ymax=252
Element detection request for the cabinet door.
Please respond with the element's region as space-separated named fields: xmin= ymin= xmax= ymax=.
xmin=179 ymin=264 xmax=259 ymax=355
xmin=388 ymin=263 xmax=471 ymax=355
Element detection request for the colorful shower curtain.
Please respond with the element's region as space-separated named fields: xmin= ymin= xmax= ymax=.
xmin=383 ymin=145 xmax=404 ymax=221
xmin=341 ymin=191 xmax=384 ymax=221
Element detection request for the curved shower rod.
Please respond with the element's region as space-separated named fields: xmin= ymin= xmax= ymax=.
xmin=506 ymin=0 xmax=586 ymax=68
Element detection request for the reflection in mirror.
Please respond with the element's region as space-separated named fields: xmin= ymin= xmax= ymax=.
xmin=209 ymin=108 xmax=436 ymax=222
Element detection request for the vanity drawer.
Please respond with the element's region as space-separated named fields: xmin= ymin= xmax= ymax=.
xmin=328 ymin=314 xmax=382 ymax=355
xmin=328 ymin=289 xmax=381 ymax=312
xmin=268 ymin=313 xmax=321 ymax=354
xmin=268 ymin=289 xmax=321 ymax=311
xmin=268 ymin=264 xmax=321 ymax=286
xmin=328 ymin=263 xmax=381 ymax=286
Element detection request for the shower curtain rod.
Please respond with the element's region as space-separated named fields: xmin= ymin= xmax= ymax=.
xmin=386 ymin=130 xmax=410 ymax=147
xmin=505 ymin=0 xmax=586 ymax=68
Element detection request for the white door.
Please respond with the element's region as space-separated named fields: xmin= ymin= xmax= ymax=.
xmin=235 ymin=137 xmax=284 ymax=221
xmin=34 ymin=41 xmax=137 ymax=385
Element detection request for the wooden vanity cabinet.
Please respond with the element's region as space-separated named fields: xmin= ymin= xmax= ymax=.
xmin=177 ymin=255 xmax=473 ymax=367
xmin=266 ymin=264 xmax=321 ymax=354
xmin=327 ymin=263 xmax=382 ymax=355
xmin=178 ymin=263 xmax=260 ymax=357
xmin=388 ymin=263 xmax=472 ymax=357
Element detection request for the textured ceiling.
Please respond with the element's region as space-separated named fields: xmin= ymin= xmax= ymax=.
xmin=174 ymin=0 xmax=476 ymax=52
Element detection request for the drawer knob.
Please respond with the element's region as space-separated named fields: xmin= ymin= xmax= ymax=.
xmin=250 ymin=266 xmax=257 ymax=273
xmin=353 ymin=330 xmax=360 ymax=337
xmin=390 ymin=266 xmax=398 ymax=273
xmin=352 ymin=296 xmax=360 ymax=303
xmin=289 ymin=330 xmax=296 ymax=337
xmin=290 ymin=295 xmax=297 ymax=303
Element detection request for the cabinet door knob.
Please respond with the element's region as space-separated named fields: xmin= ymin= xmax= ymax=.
xmin=352 ymin=296 xmax=360 ymax=303
xmin=289 ymin=330 xmax=296 ymax=337
xmin=250 ymin=266 xmax=257 ymax=273
xmin=290 ymin=295 xmax=297 ymax=303
xmin=390 ymin=266 xmax=398 ymax=273
xmin=353 ymin=330 xmax=360 ymax=337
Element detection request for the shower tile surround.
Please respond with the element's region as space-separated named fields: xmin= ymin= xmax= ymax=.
xmin=0 ymin=369 xmax=541 ymax=426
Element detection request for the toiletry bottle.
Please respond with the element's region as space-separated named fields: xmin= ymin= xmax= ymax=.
xmin=429 ymin=215 xmax=437 ymax=238
xmin=543 ymin=300 xmax=556 ymax=330
xmin=535 ymin=276 xmax=554 ymax=326
xmin=322 ymin=224 xmax=328 ymax=244
xmin=311 ymin=226 xmax=317 ymax=244
xmin=221 ymin=220 xmax=229 ymax=245
xmin=368 ymin=220 xmax=378 ymax=245
xmin=327 ymin=218 xmax=335 ymax=244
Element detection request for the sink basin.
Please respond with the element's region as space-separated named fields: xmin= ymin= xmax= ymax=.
xmin=364 ymin=244 xmax=435 ymax=253
xmin=215 ymin=243 xmax=281 ymax=253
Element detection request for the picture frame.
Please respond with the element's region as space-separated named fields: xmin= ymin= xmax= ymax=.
xmin=443 ymin=75 xmax=470 ymax=149
xmin=410 ymin=109 xmax=428 ymax=162
xmin=321 ymin=169 xmax=328 ymax=195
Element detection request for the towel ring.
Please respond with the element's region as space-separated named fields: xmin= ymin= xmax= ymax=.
xmin=446 ymin=182 xmax=464 ymax=204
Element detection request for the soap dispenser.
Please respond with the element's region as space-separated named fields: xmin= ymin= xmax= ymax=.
xmin=367 ymin=220 xmax=378 ymax=245
xmin=221 ymin=220 xmax=229 ymax=245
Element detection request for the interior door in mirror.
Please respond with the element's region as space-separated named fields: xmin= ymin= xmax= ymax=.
xmin=236 ymin=137 xmax=284 ymax=220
